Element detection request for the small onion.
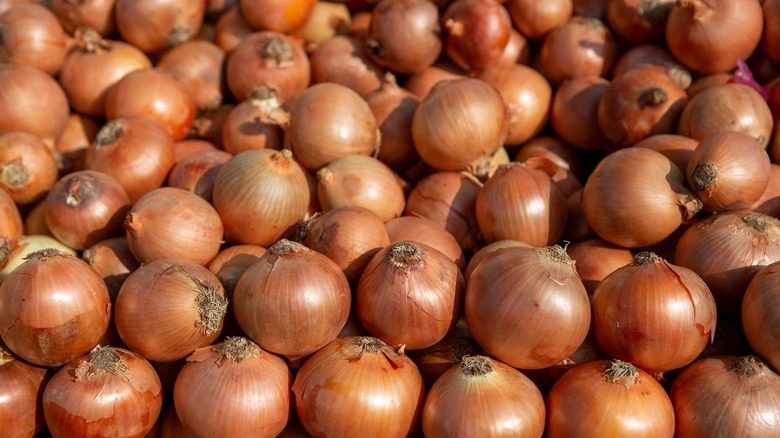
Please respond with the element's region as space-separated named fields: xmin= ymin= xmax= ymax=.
xmin=539 ymin=16 xmax=617 ymax=85
xmin=309 ymin=34 xmax=384 ymax=97
xmin=167 ymin=149 xmax=232 ymax=202
xmin=465 ymin=245 xmax=591 ymax=369
xmin=357 ymin=241 xmax=464 ymax=350
xmin=292 ymin=336 xmax=425 ymax=437
xmin=174 ymin=337 xmax=292 ymax=438
xmin=567 ymin=238 xmax=634 ymax=295
xmin=44 ymin=170 xmax=130 ymax=250
xmin=0 ymin=249 xmax=111 ymax=367
xmin=441 ymin=0 xmax=512 ymax=72
xmin=0 ymin=340 xmax=50 ymax=438
xmin=422 ymin=355 xmax=546 ymax=437
xmin=0 ymin=131 xmax=58 ymax=205
xmin=114 ymin=0 xmax=205 ymax=54
xmin=114 ymin=258 xmax=228 ymax=362
xmin=507 ymin=0 xmax=573 ymax=40
xmin=670 ymin=355 xmax=780 ymax=437
xmin=43 ymin=346 xmax=163 ymax=438
xmin=545 ymin=359 xmax=675 ymax=437
xmin=156 ymin=40 xmax=226 ymax=112
xmin=550 ymin=76 xmax=612 ymax=152
xmin=233 ymin=240 xmax=351 ymax=360
xmin=591 ymin=251 xmax=717 ymax=375
xmin=125 ymin=187 xmax=224 ymax=266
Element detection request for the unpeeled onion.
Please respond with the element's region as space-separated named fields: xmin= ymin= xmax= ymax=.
xmin=0 ymin=341 xmax=50 ymax=438
xmin=0 ymin=131 xmax=59 ymax=205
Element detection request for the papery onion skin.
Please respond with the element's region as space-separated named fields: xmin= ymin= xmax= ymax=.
xmin=539 ymin=16 xmax=617 ymax=85
xmin=385 ymin=216 xmax=467 ymax=271
xmin=292 ymin=336 xmax=425 ymax=437
xmin=0 ymin=249 xmax=111 ymax=367
xmin=239 ymin=0 xmax=316 ymax=34
xmin=567 ymin=238 xmax=634 ymax=295
xmin=422 ymin=355 xmax=546 ymax=438
xmin=0 ymin=341 xmax=51 ymax=438
xmin=43 ymin=346 xmax=162 ymax=438
xmin=51 ymin=0 xmax=116 ymax=36
xmin=156 ymin=40 xmax=226 ymax=113
xmin=82 ymin=236 xmax=140 ymax=301
xmin=114 ymin=0 xmax=205 ymax=54
xmin=0 ymin=131 xmax=59 ymax=206
xmin=465 ymin=245 xmax=591 ymax=369
xmin=309 ymin=34 xmax=384 ymax=97
xmin=582 ymin=147 xmax=701 ymax=248
xmin=545 ymin=359 xmax=675 ymax=437
xmin=742 ymin=261 xmax=780 ymax=372
xmin=670 ymin=355 xmax=780 ymax=438
xmin=174 ymin=337 xmax=292 ymax=438
xmin=441 ymin=0 xmax=512 ymax=72
xmin=0 ymin=3 xmax=68 ymax=75
xmin=591 ymin=252 xmax=717 ymax=374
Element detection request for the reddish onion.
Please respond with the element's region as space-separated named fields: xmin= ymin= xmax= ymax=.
xmin=567 ymin=238 xmax=634 ymax=295
xmin=43 ymin=346 xmax=162 ymax=437
xmin=44 ymin=170 xmax=130 ymax=250
xmin=539 ymin=16 xmax=617 ymax=85
xmin=156 ymin=40 xmax=226 ymax=112
xmin=612 ymin=44 xmax=693 ymax=89
xmin=545 ymin=359 xmax=675 ymax=437
xmin=167 ymin=149 xmax=232 ymax=202
xmin=743 ymin=261 xmax=780 ymax=372
xmin=0 ymin=249 xmax=111 ymax=367
xmin=50 ymin=0 xmax=116 ymax=36
xmin=0 ymin=3 xmax=68 ymax=75
xmin=441 ymin=0 xmax=513 ymax=72
xmin=365 ymin=73 xmax=421 ymax=169
xmin=221 ymin=88 xmax=284 ymax=155
xmin=114 ymin=0 xmax=205 ymax=53
xmin=0 ymin=131 xmax=59 ymax=205
xmin=465 ymin=245 xmax=591 ymax=369
xmin=82 ymin=236 xmax=140 ymax=301
xmin=0 ymin=340 xmax=50 ymax=438
xmin=214 ymin=4 xmax=253 ymax=53
xmin=174 ymin=337 xmax=292 ymax=437
xmin=309 ymin=34 xmax=384 ymax=97
xmin=239 ymin=0 xmax=316 ymax=34
xmin=422 ymin=355 xmax=546 ymax=437
xmin=125 ymin=187 xmax=224 ymax=266
xmin=114 ymin=258 xmax=228 ymax=362
xmin=507 ymin=0 xmax=572 ymax=40
xmin=292 ymin=336 xmax=425 ymax=437
xmin=632 ymin=133 xmax=698 ymax=172
xmin=53 ymin=113 xmax=101 ymax=175
xmin=550 ymin=76 xmax=612 ymax=152
xmin=606 ymin=0 xmax=675 ymax=45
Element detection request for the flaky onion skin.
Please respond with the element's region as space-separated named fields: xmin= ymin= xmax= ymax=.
xmin=292 ymin=336 xmax=425 ymax=437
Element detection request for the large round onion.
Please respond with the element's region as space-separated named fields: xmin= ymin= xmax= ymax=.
xmin=742 ymin=260 xmax=780 ymax=372
xmin=0 ymin=341 xmax=50 ymax=438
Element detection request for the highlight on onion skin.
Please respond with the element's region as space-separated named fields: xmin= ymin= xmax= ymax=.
xmin=742 ymin=261 xmax=780 ymax=373
xmin=114 ymin=0 xmax=205 ymax=54
xmin=0 ymin=131 xmax=59 ymax=206
xmin=0 ymin=340 xmax=51 ymax=438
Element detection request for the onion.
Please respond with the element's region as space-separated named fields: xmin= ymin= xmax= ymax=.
xmin=441 ymin=0 xmax=513 ymax=72
xmin=156 ymin=40 xmax=226 ymax=112
xmin=287 ymin=82 xmax=380 ymax=171
xmin=574 ymin=0 xmax=608 ymax=19
xmin=507 ymin=0 xmax=572 ymax=40
xmin=212 ymin=149 xmax=310 ymax=246
xmin=763 ymin=0 xmax=780 ymax=64
xmin=82 ymin=236 xmax=140 ymax=301
xmin=686 ymin=131 xmax=770 ymax=212
xmin=466 ymin=245 xmax=591 ymax=369
xmin=676 ymin=210 xmax=780 ymax=314
xmin=422 ymin=355 xmax=545 ymax=437
xmin=406 ymin=321 xmax=481 ymax=388
xmin=670 ymin=355 xmax=780 ymax=437
xmin=597 ymin=66 xmax=688 ymax=148
xmin=225 ymin=31 xmax=310 ymax=103
xmin=0 ymin=249 xmax=111 ymax=367
xmin=545 ymin=359 xmax=675 ymax=437
xmin=550 ymin=75 xmax=612 ymax=152
xmin=632 ymin=133 xmax=698 ymax=172
xmin=174 ymin=337 xmax=292 ymax=437
xmin=514 ymin=135 xmax=583 ymax=179
xmin=357 ymin=241 xmax=464 ymax=350
xmin=84 ymin=117 xmax=176 ymax=202
xmin=0 ymin=64 xmax=70 ymax=147
xmin=104 ymin=68 xmax=195 ymax=141
xmin=478 ymin=64 xmax=552 ymax=146
xmin=58 ymin=29 xmax=152 ymax=118
xmin=233 ymin=239 xmax=351 ymax=360
xmin=317 ymin=154 xmax=406 ymax=222
xmin=214 ymin=4 xmax=252 ymax=53
xmin=613 ymin=44 xmax=693 ymax=89
xmin=115 ymin=258 xmax=227 ymax=363
xmin=221 ymin=87 xmax=283 ymax=154
xmin=365 ymin=0 xmax=441 ymax=74
xmin=750 ymin=163 xmax=780 ymax=217
xmin=606 ymin=0 xmax=675 ymax=45
xmin=0 ymin=340 xmax=50 ymax=438
xmin=0 ymin=188 xmax=22 ymax=267
xmin=50 ymin=0 xmax=116 ymax=36
xmin=365 ymin=73 xmax=421 ymax=169
xmin=207 ymin=244 xmax=267 ymax=298
xmin=0 ymin=3 xmax=67 ymax=75
xmin=567 ymin=238 xmax=634 ymax=295
xmin=173 ymin=141 xmax=217 ymax=162
xmin=43 ymin=346 xmax=162 ymax=437
xmin=0 ymin=235 xmax=77 ymax=282
xmin=591 ymin=251 xmax=717 ymax=376
xmin=582 ymin=147 xmax=701 ymax=248
xmin=292 ymin=336 xmax=425 ymax=437
xmin=311 ymin=41 xmax=381 ymax=101
xmin=412 ymin=77 xmax=507 ymax=178
xmin=167 ymin=149 xmax=231 ymax=202
xmin=539 ymin=16 xmax=617 ymax=85
xmin=679 ymin=83 xmax=773 ymax=148
xmin=742 ymin=261 xmax=780 ymax=373
xmin=0 ymin=131 xmax=59 ymax=205
xmin=44 ymin=170 xmax=130 ymax=250
xmin=385 ymin=216 xmax=467 ymax=270
xmin=238 ymin=0 xmax=316 ymax=34
xmin=125 ymin=187 xmax=224 ymax=266
xmin=53 ymin=113 xmax=101 ymax=175
xmin=296 ymin=206 xmax=389 ymax=283
xmin=495 ymin=28 xmax=531 ymax=66
xmin=666 ymin=0 xmax=763 ymax=73
xmin=189 ymin=105 xmax=233 ymax=150
xmin=298 ymin=1 xmax=351 ymax=47
xmin=476 ymin=161 xmax=567 ymax=247
xmin=115 ymin=0 xmax=205 ymax=53
xmin=402 ymin=59 xmax=467 ymax=99
xmin=463 ymin=239 xmax=531 ymax=281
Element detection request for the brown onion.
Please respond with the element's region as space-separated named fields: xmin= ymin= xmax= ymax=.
xmin=403 ymin=59 xmax=467 ymax=99
xmin=507 ymin=0 xmax=572 ymax=40
xmin=298 ymin=1 xmax=351 ymax=47
xmin=189 ymin=105 xmax=232 ymax=150
xmin=115 ymin=0 xmax=205 ymax=53
xmin=0 ymin=3 xmax=67 ymax=75
xmin=385 ymin=216 xmax=467 ymax=271
xmin=514 ymin=135 xmax=583 ymax=178
xmin=0 ymin=341 xmax=50 ymax=438
xmin=212 ymin=149 xmax=310 ymax=245
xmin=743 ymin=261 xmax=780 ymax=372
xmin=174 ymin=337 xmax=292 ymax=437
xmin=156 ymin=40 xmax=226 ymax=112
xmin=750 ymin=163 xmax=780 ymax=217
xmin=495 ymin=28 xmax=531 ymax=66
xmin=296 ymin=206 xmax=390 ymax=283
xmin=114 ymin=258 xmax=228 ymax=362
xmin=214 ymin=4 xmax=252 ymax=53
xmin=125 ymin=187 xmax=224 ymax=266
xmin=582 ymin=147 xmax=701 ymax=248
xmin=82 ymin=236 xmax=140 ymax=301
xmin=539 ymin=16 xmax=617 ymax=85
xmin=591 ymin=251 xmax=717 ymax=375
xmin=226 ymin=31 xmax=310 ymax=103
xmin=53 ymin=113 xmax=101 ymax=175
xmin=172 ymin=139 xmax=217 ymax=162
xmin=43 ymin=346 xmax=163 ymax=437
xmin=167 ymin=149 xmax=232 ymax=202
xmin=632 ymin=133 xmax=698 ymax=172
xmin=0 ymin=235 xmax=77 ymax=282
xmin=612 ymin=44 xmax=692 ymax=89
xmin=567 ymin=238 xmax=634 ymax=295
xmin=463 ymin=239 xmax=532 ymax=281
xmin=466 ymin=245 xmax=591 ymax=369
xmin=666 ymin=0 xmax=763 ymax=73
xmin=309 ymin=34 xmax=384 ymax=97
xmin=606 ymin=0 xmax=675 ymax=45
xmin=44 ymin=170 xmax=130 ymax=250
xmin=85 ymin=117 xmax=176 ymax=202
xmin=676 ymin=210 xmax=780 ymax=313
xmin=239 ymin=0 xmax=316 ymax=34
xmin=365 ymin=73 xmax=421 ymax=169
xmin=686 ymin=131 xmax=770 ymax=212
xmin=292 ymin=336 xmax=425 ymax=437
xmin=0 ymin=249 xmax=111 ymax=367
xmin=50 ymin=0 xmax=116 ymax=36
xmin=207 ymin=244 xmax=267 ymax=297
xmin=763 ymin=0 xmax=780 ymax=64
xmin=287 ymin=82 xmax=380 ymax=171
xmin=442 ymin=0 xmax=512 ymax=72
xmin=0 ymin=188 xmax=22 ymax=267
xmin=422 ymin=355 xmax=546 ymax=437
xmin=550 ymin=76 xmax=612 ymax=152
xmin=221 ymin=88 xmax=283 ymax=155
xmin=233 ymin=239 xmax=351 ymax=360
xmin=0 ymin=131 xmax=59 ymax=205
